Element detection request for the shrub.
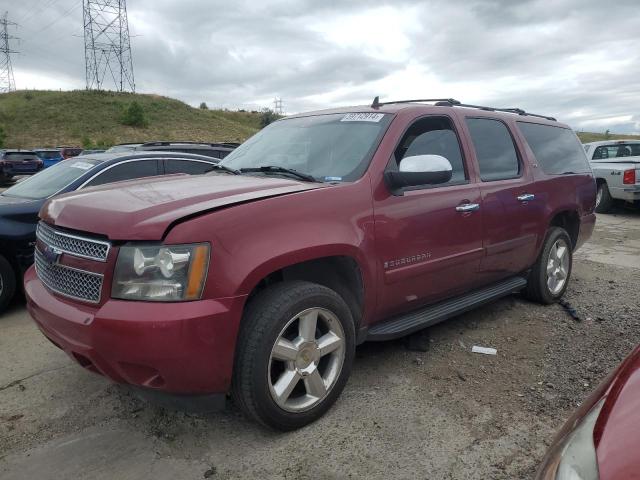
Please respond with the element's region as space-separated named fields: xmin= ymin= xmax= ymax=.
xmin=0 ymin=125 xmax=6 ymax=148
xmin=121 ymin=101 xmax=148 ymax=127
xmin=199 ymin=102 xmax=208 ymax=110
xmin=260 ymin=108 xmax=281 ymax=128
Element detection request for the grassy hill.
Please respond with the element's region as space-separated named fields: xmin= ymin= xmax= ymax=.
xmin=576 ymin=131 xmax=640 ymax=143
xmin=0 ymin=90 xmax=262 ymax=148
xmin=0 ymin=90 xmax=637 ymax=149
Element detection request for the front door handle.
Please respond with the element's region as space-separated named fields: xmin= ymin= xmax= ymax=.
xmin=456 ymin=203 xmax=480 ymax=212
xmin=517 ymin=193 xmax=535 ymax=202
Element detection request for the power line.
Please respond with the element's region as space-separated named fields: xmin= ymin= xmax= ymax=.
xmin=83 ymin=0 xmax=135 ymax=92
xmin=0 ymin=11 xmax=18 ymax=93
xmin=37 ymin=2 xmax=82 ymax=36
xmin=17 ymin=0 xmax=63 ymax=26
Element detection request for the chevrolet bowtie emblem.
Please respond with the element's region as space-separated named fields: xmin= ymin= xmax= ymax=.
xmin=42 ymin=245 xmax=63 ymax=265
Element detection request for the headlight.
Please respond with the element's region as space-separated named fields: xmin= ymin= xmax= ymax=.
xmin=537 ymin=398 xmax=604 ymax=480
xmin=112 ymin=243 xmax=209 ymax=301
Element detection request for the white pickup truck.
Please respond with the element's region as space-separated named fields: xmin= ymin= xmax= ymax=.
xmin=584 ymin=140 xmax=640 ymax=213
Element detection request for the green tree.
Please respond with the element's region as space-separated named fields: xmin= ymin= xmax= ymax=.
xmin=604 ymin=129 xmax=611 ymax=140
xmin=0 ymin=125 xmax=6 ymax=148
xmin=121 ymin=101 xmax=148 ymax=127
xmin=199 ymin=102 xmax=208 ymax=110
xmin=260 ymin=108 xmax=281 ymax=128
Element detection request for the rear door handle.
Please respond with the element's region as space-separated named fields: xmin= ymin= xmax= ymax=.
xmin=455 ymin=203 xmax=480 ymax=212
xmin=517 ymin=193 xmax=535 ymax=202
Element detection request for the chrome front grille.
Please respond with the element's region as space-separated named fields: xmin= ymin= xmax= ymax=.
xmin=36 ymin=222 xmax=110 ymax=262
xmin=35 ymin=248 xmax=103 ymax=303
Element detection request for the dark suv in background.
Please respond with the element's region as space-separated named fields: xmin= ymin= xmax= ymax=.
xmin=0 ymin=150 xmax=44 ymax=180
xmin=106 ymin=141 xmax=240 ymax=159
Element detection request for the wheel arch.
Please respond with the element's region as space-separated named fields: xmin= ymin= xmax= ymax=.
xmin=548 ymin=210 xmax=580 ymax=250
xmin=239 ymin=250 xmax=370 ymax=330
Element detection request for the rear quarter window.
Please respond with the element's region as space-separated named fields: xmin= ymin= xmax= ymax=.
xmin=517 ymin=122 xmax=590 ymax=174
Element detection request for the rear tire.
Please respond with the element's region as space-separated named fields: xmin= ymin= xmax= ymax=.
xmin=525 ymin=227 xmax=572 ymax=304
xmin=0 ymin=255 xmax=17 ymax=313
xmin=595 ymin=181 xmax=614 ymax=213
xmin=232 ymin=281 xmax=355 ymax=430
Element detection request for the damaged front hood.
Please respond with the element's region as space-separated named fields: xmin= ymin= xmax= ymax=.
xmin=41 ymin=173 xmax=326 ymax=240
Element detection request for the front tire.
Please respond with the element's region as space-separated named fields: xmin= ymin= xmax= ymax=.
xmin=0 ymin=255 xmax=17 ymax=313
xmin=232 ymin=281 xmax=355 ymax=430
xmin=595 ymin=181 xmax=614 ymax=213
xmin=525 ymin=227 xmax=573 ymax=304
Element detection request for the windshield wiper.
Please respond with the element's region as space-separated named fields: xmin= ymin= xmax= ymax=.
xmin=239 ymin=166 xmax=317 ymax=182
xmin=205 ymin=163 xmax=241 ymax=175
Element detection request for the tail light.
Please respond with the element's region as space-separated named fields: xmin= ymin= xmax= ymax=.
xmin=623 ymin=169 xmax=636 ymax=184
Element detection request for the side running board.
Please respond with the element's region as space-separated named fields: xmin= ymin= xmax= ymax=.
xmin=366 ymin=276 xmax=527 ymax=341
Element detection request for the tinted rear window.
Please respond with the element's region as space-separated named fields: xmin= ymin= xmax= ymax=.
xmin=591 ymin=143 xmax=640 ymax=159
xmin=5 ymin=152 xmax=39 ymax=161
xmin=517 ymin=122 xmax=590 ymax=174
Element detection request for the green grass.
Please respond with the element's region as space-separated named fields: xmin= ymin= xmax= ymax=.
xmin=576 ymin=131 xmax=640 ymax=143
xmin=0 ymin=90 xmax=261 ymax=148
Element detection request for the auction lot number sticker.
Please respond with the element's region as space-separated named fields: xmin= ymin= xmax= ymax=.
xmin=341 ymin=113 xmax=385 ymax=122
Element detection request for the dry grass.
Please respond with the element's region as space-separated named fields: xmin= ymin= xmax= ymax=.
xmin=0 ymin=90 xmax=261 ymax=148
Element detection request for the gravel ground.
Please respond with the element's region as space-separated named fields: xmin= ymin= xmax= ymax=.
xmin=0 ymin=208 xmax=639 ymax=480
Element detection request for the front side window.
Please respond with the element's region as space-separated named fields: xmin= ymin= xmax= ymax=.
xmin=466 ymin=118 xmax=520 ymax=181
xmin=84 ymin=160 xmax=159 ymax=187
xmin=517 ymin=122 xmax=590 ymax=174
xmin=2 ymin=158 xmax=102 ymax=199
xmin=391 ymin=116 xmax=467 ymax=185
xmin=221 ymin=113 xmax=392 ymax=182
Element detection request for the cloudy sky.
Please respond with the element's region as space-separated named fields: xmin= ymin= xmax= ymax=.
xmin=6 ymin=0 xmax=640 ymax=133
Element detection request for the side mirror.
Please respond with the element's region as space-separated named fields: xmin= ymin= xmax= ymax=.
xmin=384 ymin=154 xmax=453 ymax=194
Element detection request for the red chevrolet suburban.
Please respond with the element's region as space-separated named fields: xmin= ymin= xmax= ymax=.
xmin=24 ymin=98 xmax=596 ymax=430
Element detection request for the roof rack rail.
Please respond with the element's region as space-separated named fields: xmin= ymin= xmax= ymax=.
xmin=140 ymin=141 xmax=240 ymax=148
xmin=370 ymin=97 xmax=556 ymax=121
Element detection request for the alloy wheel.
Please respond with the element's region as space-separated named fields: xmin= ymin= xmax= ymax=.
xmin=268 ymin=307 xmax=345 ymax=412
xmin=546 ymin=238 xmax=570 ymax=295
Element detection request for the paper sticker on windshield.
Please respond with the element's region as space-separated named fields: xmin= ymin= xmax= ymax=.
xmin=69 ymin=161 xmax=94 ymax=170
xmin=341 ymin=113 xmax=384 ymax=123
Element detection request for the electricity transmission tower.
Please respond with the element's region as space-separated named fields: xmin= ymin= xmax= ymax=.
xmin=273 ymin=97 xmax=284 ymax=115
xmin=0 ymin=12 xmax=17 ymax=93
xmin=83 ymin=0 xmax=135 ymax=92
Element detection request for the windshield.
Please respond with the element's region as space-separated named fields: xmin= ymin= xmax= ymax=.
xmin=35 ymin=151 xmax=62 ymax=159
xmin=221 ymin=113 xmax=391 ymax=181
xmin=2 ymin=158 xmax=101 ymax=199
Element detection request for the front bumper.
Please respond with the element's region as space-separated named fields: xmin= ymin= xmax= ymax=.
xmin=24 ymin=266 xmax=246 ymax=395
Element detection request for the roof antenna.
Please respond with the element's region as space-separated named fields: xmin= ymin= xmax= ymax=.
xmin=371 ymin=96 xmax=380 ymax=109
